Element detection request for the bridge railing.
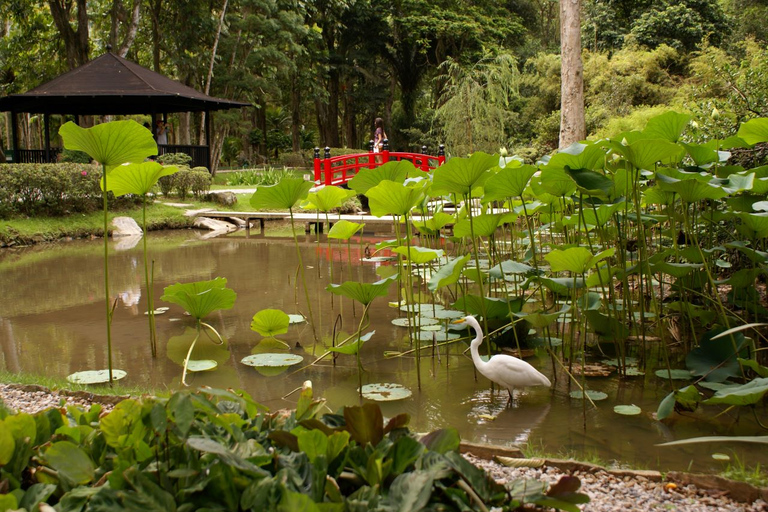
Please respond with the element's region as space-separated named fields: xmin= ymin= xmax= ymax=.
xmin=313 ymin=140 xmax=445 ymax=186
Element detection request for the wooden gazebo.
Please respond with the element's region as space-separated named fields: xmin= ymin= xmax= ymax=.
xmin=0 ymin=52 xmax=249 ymax=169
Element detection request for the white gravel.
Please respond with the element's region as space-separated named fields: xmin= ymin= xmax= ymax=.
xmin=1 ymin=383 xmax=765 ymax=511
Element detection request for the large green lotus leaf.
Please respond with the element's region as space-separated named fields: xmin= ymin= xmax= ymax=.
xmin=413 ymin=212 xmax=455 ymax=235
xmin=348 ymin=160 xmax=414 ymax=194
xmin=585 ymin=310 xmax=628 ymax=341
xmin=428 ymin=254 xmax=471 ymax=292
xmin=45 ymin=441 xmax=95 ymax=485
xmin=649 ymin=261 xmax=703 ymax=278
xmin=725 ymin=241 xmax=768 ymax=264
xmin=453 ymin=213 xmax=502 ymax=238
xmin=578 ymin=201 xmax=624 ymax=226
xmin=367 ymin=179 xmax=427 ymax=217
xmin=642 ymin=111 xmax=691 ymax=142
xmin=360 ymin=383 xmax=412 ymax=402
xmin=451 ymin=295 xmax=523 ymax=319
xmin=250 ymin=177 xmax=313 ymax=210
xmin=545 ymin=247 xmax=614 ymax=274
xmin=686 ymin=327 xmax=747 ymax=382
xmin=544 ymin=142 xmax=606 ymax=171
xmin=327 ymin=219 xmax=364 ymax=240
xmin=105 ymin=161 xmax=179 ymax=196
xmin=482 ymin=164 xmax=538 ymax=202
xmin=703 ymin=378 xmax=768 ymax=406
xmin=720 ymin=173 xmax=754 ymax=194
xmin=251 ymin=309 xmax=290 ymax=337
xmin=301 ymin=185 xmax=356 ymax=212
xmin=514 ymin=305 xmax=569 ymax=328
xmin=533 ymin=276 xmax=586 ymax=294
xmin=392 ymin=245 xmax=443 ymax=263
xmin=161 ymin=277 xmax=236 ymax=320
xmin=657 ymin=435 xmax=768 ymax=447
xmin=737 ymin=118 xmax=768 ymax=145
xmin=565 ymin=167 xmax=614 ymax=197
xmin=431 ymin=152 xmax=497 ymax=196
xmin=739 ymin=358 xmax=768 ymax=378
xmin=59 ymin=120 xmax=157 ymax=166
xmin=538 ymin=168 xmax=577 ymax=197
xmin=326 ymin=275 xmax=396 ymax=305
xmin=611 ymin=139 xmax=683 ymax=170
xmin=682 ymin=141 xmax=721 ymax=166
xmin=488 ymin=259 xmax=533 ymax=278
xmin=747 ymin=177 xmax=768 ymax=195
xmin=642 ymin=187 xmax=674 ymax=205
xmin=656 ymin=391 xmax=676 ymax=420
xmin=655 ymin=173 xmax=728 ymax=202
xmin=715 ymin=268 xmax=765 ymax=287
xmin=736 ymin=212 xmax=768 ymax=238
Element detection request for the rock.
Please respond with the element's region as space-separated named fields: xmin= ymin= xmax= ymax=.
xmin=193 ymin=216 xmax=238 ymax=233
xmin=111 ymin=216 xmax=143 ymax=237
xmin=207 ymin=191 xmax=238 ymax=206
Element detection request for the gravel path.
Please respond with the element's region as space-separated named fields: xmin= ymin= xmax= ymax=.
xmin=1 ymin=383 xmax=765 ymax=511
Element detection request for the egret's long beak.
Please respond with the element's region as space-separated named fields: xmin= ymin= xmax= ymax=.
xmin=451 ymin=317 xmax=467 ymax=325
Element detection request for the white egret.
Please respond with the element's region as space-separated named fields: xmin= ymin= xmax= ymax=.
xmin=455 ymin=316 xmax=551 ymax=399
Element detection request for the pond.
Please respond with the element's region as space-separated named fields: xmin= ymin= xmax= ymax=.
xmin=0 ymin=226 xmax=765 ymax=475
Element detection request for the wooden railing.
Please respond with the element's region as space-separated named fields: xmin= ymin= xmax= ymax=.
xmin=313 ymin=141 xmax=445 ymax=186
xmin=158 ymin=144 xmax=210 ymax=169
xmin=11 ymin=148 xmax=62 ymax=164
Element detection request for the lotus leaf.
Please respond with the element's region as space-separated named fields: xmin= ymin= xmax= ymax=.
xmin=431 ymin=151 xmax=497 ymax=196
xmin=105 ymin=161 xmax=179 ymax=196
xmin=686 ymin=328 xmax=747 ymax=382
xmin=348 ymin=160 xmax=414 ymax=193
xmin=251 ymin=309 xmax=290 ymax=337
xmin=366 ymin=179 xmax=428 ymax=217
xmin=67 ymin=369 xmax=127 ymax=384
xmin=185 ymin=360 xmax=217 ymax=372
xmin=59 ymin=120 xmax=157 ymax=167
xmin=703 ymin=378 xmax=768 ymax=406
xmin=482 ymin=164 xmax=538 ymax=202
xmin=326 ymin=275 xmax=396 ymax=305
xmin=569 ymin=390 xmax=608 ymax=401
xmin=654 ymin=369 xmax=693 ymax=380
xmin=328 ymin=219 xmax=364 ymax=240
xmin=453 ymin=213 xmax=503 ymax=238
xmin=428 ymin=254 xmax=471 ymax=292
xmin=360 ymin=383 xmax=413 ymax=401
xmin=250 ymin=177 xmax=313 ymax=210
xmin=613 ymin=405 xmax=641 ymax=416
xmin=565 ymin=167 xmax=614 ymax=197
xmin=642 ymin=111 xmax=691 ymax=142
xmin=241 ymin=353 xmax=304 ymax=367
xmin=737 ymin=118 xmax=768 ymax=145
xmin=392 ymin=245 xmax=443 ymax=263
xmin=302 ymin=185 xmax=356 ymax=212
xmin=161 ymin=278 xmax=236 ymax=320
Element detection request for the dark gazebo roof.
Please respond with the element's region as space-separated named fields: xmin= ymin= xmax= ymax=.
xmin=0 ymin=52 xmax=249 ymax=115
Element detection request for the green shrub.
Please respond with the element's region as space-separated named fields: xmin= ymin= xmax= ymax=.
xmin=158 ymin=173 xmax=175 ymax=197
xmin=60 ymin=149 xmax=92 ymax=164
xmin=157 ymin=152 xmax=193 ymax=167
xmin=189 ymin=167 xmax=213 ymax=197
xmin=0 ymin=163 xmax=102 ymax=217
xmin=276 ymin=151 xmax=310 ymax=168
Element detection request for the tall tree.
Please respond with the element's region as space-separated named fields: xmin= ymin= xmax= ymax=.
xmin=559 ymin=0 xmax=585 ymax=147
xmin=48 ymin=0 xmax=90 ymax=69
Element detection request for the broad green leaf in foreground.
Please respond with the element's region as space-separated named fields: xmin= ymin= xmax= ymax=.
xmin=545 ymin=247 xmax=615 ymax=274
xmin=703 ymin=378 xmax=768 ymax=406
xmin=348 ymin=160 xmax=414 ymax=194
xmin=737 ymin=118 xmax=768 ymax=145
xmin=105 ymin=161 xmax=179 ymax=196
xmin=328 ymin=220 xmax=364 ymax=240
xmin=60 ymin=120 xmax=157 ymax=167
xmin=392 ymin=245 xmax=443 ymax=264
xmin=250 ymin=177 xmax=313 ymax=210
xmin=302 ymin=185 xmax=356 ymax=212
xmin=428 ymin=254 xmax=471 ymax=292
xmin=431 ymin=151 xmax=497 ymax=196
xmin=366 ymin=180 xmax=428 ymax=217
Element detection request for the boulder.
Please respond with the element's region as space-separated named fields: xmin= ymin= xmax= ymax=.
xmin=193 ymin=216 xmax=239 ymax=233
xmin=207 ymin=191 xmax=238 ymax=206
xmin=111 ymin=216 xmax=143 ymax=237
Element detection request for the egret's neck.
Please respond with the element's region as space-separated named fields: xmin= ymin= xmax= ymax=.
xmin=469 ymin=336 xmax=486 ymax=371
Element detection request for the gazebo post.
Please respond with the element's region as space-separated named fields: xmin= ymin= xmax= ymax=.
xmin=205 ymin=108 xmax=212 ymax=171
xmin=44 ymin=113 xmax=51 ymax=162
xmin=10 ymin=111 xmax=18 ymax=163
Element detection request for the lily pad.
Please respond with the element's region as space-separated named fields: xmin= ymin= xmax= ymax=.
xmin=415 ymin=330 xmax=461 ymax=342
xmin=655 ymin=369 xmax=693 ymax=380
xmin=144 ymin=307 xmax=169 ymax=315
xmin=614 ymin=404 xmax=642 ymax=416
xmin=569 ymin=390 xmax=608 ymax=401
xmin=424 ymin=309 xmax=465 ymax=320
xmin=67 ymin=370 xmax=127 ymax=384
xmin=241 ymin=353 xmax=304 ymax=368
xmin=399 ymin=303 xmax=443 ymax=313
xmin=391 ymin=316 xmax=439 ymax=327
xmin=362 ymin=256 xmax=397 ymax=262
xmin=186 ymin=360 xmax=218 ymax=372
xmin=624 ymin=368 xmax=646 ymax=377
xmin=360 ymin=383 xmax=412 ymax=401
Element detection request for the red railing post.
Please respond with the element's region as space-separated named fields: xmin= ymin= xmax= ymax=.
xmin=368 ymin=140 xmax=375 ymax=169
xmin=421 ymin=145 xmax=429 ymax=173
xmin=382 ymin=139 xmax=390 ymax=164
xmin=324 ymin=147 xmax=332 ymax=186
xmin=438 ymin=144 xmax=446 ymax=167
xmin=313 ymin=147 xmax=321 ymax=183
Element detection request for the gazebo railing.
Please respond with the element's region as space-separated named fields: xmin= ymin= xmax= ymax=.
xmin=158 ymin=144 xmax=210 ymax=169
xmin=11 ymin=148 xmax=62 ymax=164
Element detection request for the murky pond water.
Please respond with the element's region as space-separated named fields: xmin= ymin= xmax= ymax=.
xmin=1 ymin=227 xmax=765 ymax=474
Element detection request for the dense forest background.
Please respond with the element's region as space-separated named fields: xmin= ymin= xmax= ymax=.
xmin=1 ymin=0 xmax=767 ymax=169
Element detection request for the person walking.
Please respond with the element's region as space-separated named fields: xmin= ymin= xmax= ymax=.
xmin=373 ymin=117 xmax=387 ymax=153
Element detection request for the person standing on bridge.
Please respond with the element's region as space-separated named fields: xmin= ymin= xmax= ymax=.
xmin=373 ymin=117 xmax=387 ymax=153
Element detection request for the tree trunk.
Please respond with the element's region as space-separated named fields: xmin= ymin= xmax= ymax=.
xmin=110 ymin=0 xmax=142 ymax=57
xmin=48 ymin=0 xmax=90 ymax=69
xmin=149 ymin=0 xmax=162 ymax=71
xmin=559 ymin=0 xmax=586 ymax=148
xmin=326 ymin=69 xmax=341 ymax=147
xmin=343 ymin=76 xmax=356 ymax=149
xmin=291 ymin=71 xmax=301 ymax=152
xmin=199 ymin=0 xmax=228 ymax=144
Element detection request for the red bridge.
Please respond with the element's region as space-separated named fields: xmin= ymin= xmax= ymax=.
xmin=313 ymin=140 xmax=445 ymax=186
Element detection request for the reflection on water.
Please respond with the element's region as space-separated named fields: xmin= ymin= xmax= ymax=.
xmin=0 ymin=228 xmax=766 ymax=474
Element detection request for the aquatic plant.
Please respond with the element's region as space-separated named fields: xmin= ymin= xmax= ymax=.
xmin=59 ymin=120 xmax=157 ymax=382
xmin=161 ymin=277 xmax=236 ymax=385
